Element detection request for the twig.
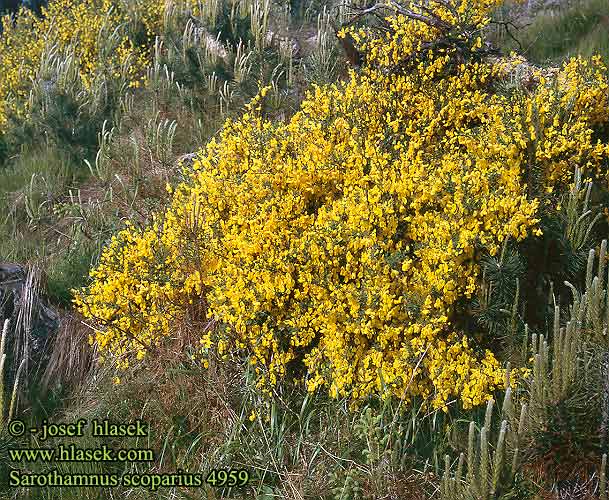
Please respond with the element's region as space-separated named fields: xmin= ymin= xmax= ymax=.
xmin=489 ymin=20 xmax=524 ymax=51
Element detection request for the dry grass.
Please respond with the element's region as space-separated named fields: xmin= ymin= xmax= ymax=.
xmin=38 ymin=311 xmax=96 ymax=401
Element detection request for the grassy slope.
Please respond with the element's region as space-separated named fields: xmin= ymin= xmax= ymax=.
xmin=493 ymin=0 xmax=609 ymax=65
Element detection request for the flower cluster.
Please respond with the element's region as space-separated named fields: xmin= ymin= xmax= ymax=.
xmin=342 ymin=0 xmax=503 ymax=70
xmin=74 ymin=221 xmax=184 ymax=367
xmin=492 ymin=54 xmax=609 ymax=188
xmin=76 ymin=0 xmax=609 ymax=410
xmin=0 ymin=0 xmax=198 ymax=129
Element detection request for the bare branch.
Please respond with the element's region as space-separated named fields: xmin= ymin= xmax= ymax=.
xmin=330 ymin=1 xmax=452 ymax=32
xmin=387 ymin=0 xmax=452 ymax=31
xmin=489 ymin=19 xmax=530 ymax=51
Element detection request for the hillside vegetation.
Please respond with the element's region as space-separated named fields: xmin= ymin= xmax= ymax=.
xmin=1 ymin=0 xmax=609 ymax=498
xmin=491 ymin=0 xmax=609 ymax=65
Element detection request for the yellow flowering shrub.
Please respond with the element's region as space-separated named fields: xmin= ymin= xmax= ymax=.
xmin=344 ymin=0 xmax=609 ymax=190
xmin=492 ymin=54 xmax=609 ymax=188
xmin=76 ymin=0 xmax=609 ymax=410
xmin=76 ymin=221 xmax=184 ymax=367
xmin=345 ymin=0 xmax=503 ymax=70
xmin=0 ymin=0 xmax=197 ymax=129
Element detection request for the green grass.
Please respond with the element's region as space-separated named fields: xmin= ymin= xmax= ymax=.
xmin=497 ymin=0 xmax=609 ymax=66
xmin=0 ymin=148 xmax=76 ymax=260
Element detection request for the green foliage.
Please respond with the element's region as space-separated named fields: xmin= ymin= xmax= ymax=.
xmin=302 ymin=9 xmax=343 ymax=85
xmin=1 ymin=43 xmax=117 ymax=167
xmin=45 ymin=243 xmax=97 ymax=306
xmin=438 ymin=170 xmax=609 ymax=498
xmin=471 ymin=239 xmax=525 ymax=353
xmin=329 ymin=467 xmax=365 ymax=500
xmin=496 ymin=0 xmax=609 ymax=66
